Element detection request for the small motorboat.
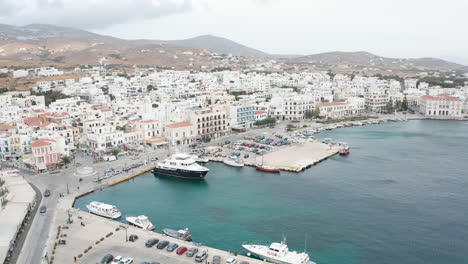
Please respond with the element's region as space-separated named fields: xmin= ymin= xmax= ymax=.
xmin=339 ymin=149 xmax=350 ymax=156
xmin=256 ymin=165 xmax=281 ymax=173
xmin=126 ymin=215 xmax=155 ymax=230
xmin=223 ymin=158 xmax=244 ymax=167
xmin=163 ymin=228 xmax=192 ymax=241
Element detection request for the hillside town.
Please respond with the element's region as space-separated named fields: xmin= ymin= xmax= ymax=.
xmin=0 ymin=65 xmax=467 ymax=173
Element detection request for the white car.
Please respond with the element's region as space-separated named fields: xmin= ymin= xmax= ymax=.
xmin=111 ymin=256 xmax=122 ymax=264
xmin=119 ymin=257 xmax=133 ymax=264
xmin=226 ymin=257 xmax=237 ymax=264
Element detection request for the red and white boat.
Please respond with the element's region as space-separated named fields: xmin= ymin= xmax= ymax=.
xmin=339 ymin=148 xmax=350 ymax=156
xmin=256 ymin=165 xmax=281 ymax=173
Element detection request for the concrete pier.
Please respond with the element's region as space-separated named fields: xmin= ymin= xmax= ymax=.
xmin=50 ymin=209 xmax=265 ymax=264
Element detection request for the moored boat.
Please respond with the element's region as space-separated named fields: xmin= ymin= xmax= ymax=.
xmin=86 ymin=201 xmax=121 ymax=219
xmin=163 ymin=227 xmax=192 ymax=241
xmin=339 ymin=149 xmax=350 ymax=156
xmin=256 ymin=165 xmax=281 ymax=173
xmin=152 ymin=153 xmax=209 ymax=179
xmin=223 ymin=158 xmax=244 ymax=167
xmin=126 ymin=215 xmax=155 ymax=230
xmin=191 ymin=154 xmax=209 ymax=163
xmin=242 ymin=239 xmax=316 ymax=264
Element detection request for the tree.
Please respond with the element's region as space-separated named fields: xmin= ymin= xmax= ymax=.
xmin=147 ymin=85 xmax=156 ymax=91
xmin=401 ymin=96 xmax=408 ymax=111
xmin=61 ymin=155 xmax=71 ymax=164
xmin=254 ymin=117 xmax=276 ymax=126
xmin=304 ymin=110 xmax=315 ymax=119
xmin=111 ymin=148 xmax=121 ymax=157
xmin=31 ymin=91 xmax=71 ymax=106
xmin=286 ymin=124 xmax=296 ymax=132
xmin=0 ymin=88 xmax=8 ymax=94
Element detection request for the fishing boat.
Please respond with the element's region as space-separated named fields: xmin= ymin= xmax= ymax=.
xmin=163 ymin=228 xmax=192 ymax=241
xmin=126 ymin=215 xmax=155 ymax=230
xmin=86 ymin=201 xmax=121 ymax=219
xmin=256 ymin=165 xmax=281 ymax=173
xmin=339 ymin=149 xmax=350 ymax=156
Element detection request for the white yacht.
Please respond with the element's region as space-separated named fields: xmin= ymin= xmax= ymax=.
xmin=242 ymin=240 xmax=316 ymax=264
xmin=152 ymin=153 xmax=209 ymax=179
xmin=223 ymin=158 xmax=244 ymax=167
xmin=126 ymin=215 xmax=155 ymax=230
xmin=86 ymin=201 xmax=121 ymax=219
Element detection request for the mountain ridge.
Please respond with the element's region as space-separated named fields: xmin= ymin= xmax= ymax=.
xmin=0 ymin=23 xmax=467 ymax=72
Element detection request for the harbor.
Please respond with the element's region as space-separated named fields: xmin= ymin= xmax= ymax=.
xmin=71 ymin=120 xmax=468 ymax=264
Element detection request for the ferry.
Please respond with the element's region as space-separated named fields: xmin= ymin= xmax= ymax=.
xmin=86 ymin=201 xmax=121 ymax=219
xmin=163 ymin=227 xmax=192 ymax=241
xmin=223 ymin=158 xmax=244 ymax=167
xmin=242 ymin=240 xmax=316 ymax=264
xmin=126 ymin=215 xmax=155 ymax=230
xmin=152 ymin=153 xmax=209 ymax=179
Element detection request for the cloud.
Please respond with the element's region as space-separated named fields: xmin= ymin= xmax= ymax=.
xmin=0 ymin=0 xmax=193 ymax=29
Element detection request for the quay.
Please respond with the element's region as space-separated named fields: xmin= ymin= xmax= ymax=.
xmin=50 ymin=208 xmax=266 ymax=264
xmin=110 ymin=167 xmax=154 ymax=186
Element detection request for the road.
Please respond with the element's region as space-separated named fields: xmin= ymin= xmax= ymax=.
xmin=16 ymin=148 xmax=169 ymax=264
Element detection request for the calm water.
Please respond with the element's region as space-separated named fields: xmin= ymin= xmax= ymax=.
xmin=75 ymin=120 xmax=468 ymax=264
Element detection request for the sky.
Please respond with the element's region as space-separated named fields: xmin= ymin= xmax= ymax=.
xmin=0 ymin=0 xmax=467 ymax=63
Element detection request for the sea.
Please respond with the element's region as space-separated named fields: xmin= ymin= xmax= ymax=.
xmin=74 ymin=120 xmax=468 ymax=264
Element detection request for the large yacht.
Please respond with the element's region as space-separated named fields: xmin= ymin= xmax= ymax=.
xmin=126 ymin=215 xmax=155 ymax=230
xmin=242 ymin=240 xmax=316 ymax=264
xmin=86 ymin=201 xmax=121 ymax=219
xmin=152 ymin=153 xmax=209 ymax=179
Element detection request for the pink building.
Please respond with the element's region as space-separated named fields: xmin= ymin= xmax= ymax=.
xmin=31 ymin=139 xmax=60 ymax=172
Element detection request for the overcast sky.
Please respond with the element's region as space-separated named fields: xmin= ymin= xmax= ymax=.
xmin=1 ymin=0 xmax=467 ymax=62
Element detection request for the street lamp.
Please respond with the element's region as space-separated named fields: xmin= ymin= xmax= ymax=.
xmin=119 ymin=225 xmax=128 ymax=242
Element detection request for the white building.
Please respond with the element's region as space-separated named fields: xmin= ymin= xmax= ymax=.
xmin=419 ymin=95 xmax=463 ymax=118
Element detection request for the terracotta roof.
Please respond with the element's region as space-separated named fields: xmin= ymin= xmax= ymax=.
xmin=31 ymin=138 xmax=56 ymax=148
xmin=0 ymin=123 xmax=15 ymax=130
xmin=166 ymin=121 xmax=192 ymax=129
xmin=255 ymin=111 xmax=267 ymax=115
xmin=23 ymin=117 xmax=42 ymax=127
xmin=421 ymin=95 xmax=461 ymax=101
xmin=140 ymin=120 xmax=158 ymax=123
xmin=318 ymin=102 xmax=347 ymax=107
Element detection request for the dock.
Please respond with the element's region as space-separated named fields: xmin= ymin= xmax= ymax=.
xmin=50 ymin=209 xmax=266 ymax=264
xmin=110 ymin=167 xmax=154 ymax=186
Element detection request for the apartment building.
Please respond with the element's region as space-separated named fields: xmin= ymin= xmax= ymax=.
xmin=188 ymin=106 xmax=229 ymax=140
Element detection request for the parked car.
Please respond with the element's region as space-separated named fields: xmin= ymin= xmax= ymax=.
xmin=195 ymin=251 xmax=208 ymax=262
xmin=212 ymin=255 xmax=221 ymax=264
xmin=129 ymin=234 xmax=138 ymax=242
xmin=111 ymin=256 xmax=122 ymax=264
xmin=176 ymin=246 xmax=188 ymax=255
xmin=100 ymin=254 xmax=114 ymax=264
xmin=120 ymin=257 xmax=133 ymax=264
xmin=186 ymin=247 xmax=199 ymax=257
xmin=226 ymin=257 xmax=237 ymax=264
xmin=44 ymin=189 xmax=51 ymax=197
xmin=145 ymin=238 xmax=159 ymax=247
xmin=40 ymin=205 xmax=47 ymax=214
xmin=166 ymin=243 xmax=178 ymax=252
xmin=156 ymin=240 xmax=169 ymax=249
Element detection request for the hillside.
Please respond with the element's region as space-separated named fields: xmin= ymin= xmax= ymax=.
xmin=288 ymin=51 xmax=468 ymax=72
xmin=0 ymin=23 xmax=467 ymax=72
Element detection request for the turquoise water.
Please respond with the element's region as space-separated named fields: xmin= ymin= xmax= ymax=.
xmin=75 ymin=120 xmax=468 ymax=264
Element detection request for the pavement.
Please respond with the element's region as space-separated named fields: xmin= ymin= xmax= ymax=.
xmin=15 ymin=147 xmax=170 ymax=264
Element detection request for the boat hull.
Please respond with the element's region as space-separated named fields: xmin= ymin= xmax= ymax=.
xmin=163 ymin=229 xmax=192 ymax=241
xmin=152 ymin=167 xmax=208 ymax=179
xmin=86 ymin=208 xmax=121 ymax=219
xmin=256 ymin=167 xmax=281 ymax=173
xmin=244 ymin=249 xmax=311 ymax=264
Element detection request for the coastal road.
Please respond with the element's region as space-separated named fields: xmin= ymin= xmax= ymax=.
xmin=16 ymin=148 xmax=168 ymax=264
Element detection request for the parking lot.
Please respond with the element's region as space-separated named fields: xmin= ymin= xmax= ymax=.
xmin=53 ymin=209 xmax=262 ymax=264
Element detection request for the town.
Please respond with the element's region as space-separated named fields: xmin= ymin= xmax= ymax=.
xmin=1 ymin=61 xmax=467 ymax=264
